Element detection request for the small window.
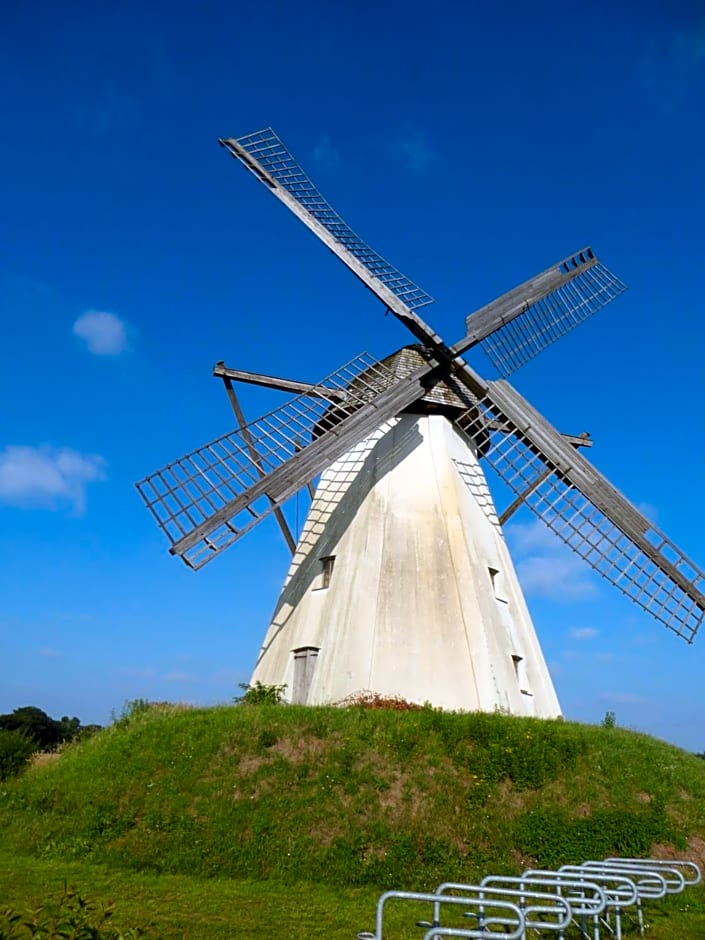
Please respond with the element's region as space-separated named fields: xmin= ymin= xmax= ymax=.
xmin=488 ymin=566 xmax=507 ymax=602
xmin=511 ymin=654 xmax=532 ymax=696
xmin=316 ymin=555 xmax=335 ymax=590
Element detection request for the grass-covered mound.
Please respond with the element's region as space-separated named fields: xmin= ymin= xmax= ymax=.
xmin=1 ymin=703 xmax=704 ymax=890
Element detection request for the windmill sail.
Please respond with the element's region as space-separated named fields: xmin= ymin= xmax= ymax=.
xmin=219 ymin=130 xmax=445 ymax=349
xmin=219 ymin=129 xmax=433 ymax=312
xmin=222 ymin=130 xmax=627 ymax=371
xmin=137 ymin=353 xmax=434 ymax=569
xmin=455 ymin=380 xmax=705 ymax=642
xmin=462 ymin=248 xmax=627 ymax=376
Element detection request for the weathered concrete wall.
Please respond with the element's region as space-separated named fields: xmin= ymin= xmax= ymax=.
xmin=250 ymin=414 xmax=560 ymax=717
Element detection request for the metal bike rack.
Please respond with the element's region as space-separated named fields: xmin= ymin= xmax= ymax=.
xmin=356 ymin=889 xmax=525 ymax=940
xmin=606 ymin=856 xmax=701 ymax=885
xmin=434 ymin=880 xmax=573 ymax=940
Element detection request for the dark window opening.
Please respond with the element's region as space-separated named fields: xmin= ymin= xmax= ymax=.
xmin=511 ymin=653 xmax=532 ymax=696
xmin=321 ymin=555 xmax=335 ymax=589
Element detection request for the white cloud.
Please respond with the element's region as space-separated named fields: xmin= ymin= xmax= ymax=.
xmin=507 ymin=519 xmax=597 ymax=601
xmin=507 ymin=520 xmax=558 ymax=554
xmin=0 ymin=445 xmax=106 ymax=513
xmin=73 ymin=310 xmax=128 ymax=355
xmin=38 ymin=647 xmax=61 ymax=658
xmin=569 ymin=627 xmax=599 ymax=640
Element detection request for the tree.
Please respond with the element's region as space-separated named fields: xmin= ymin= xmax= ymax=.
xmin=0 ymin=729 xmax=36 ymax=779
xmin=0 ymin=706 xmax=63 ymax=749
xmin=0 ymin=706 xmax=103 ymax=750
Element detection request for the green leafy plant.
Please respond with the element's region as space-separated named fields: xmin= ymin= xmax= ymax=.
xmin=0 ymin=730 xmax=37 ymax=781
xmin=0 ymin=883 xmax=161 ymax=938
xmin=234 ymin=681 xmax=286 ymax=705
xmin=602 ymin=710 xmax=617 ymax=729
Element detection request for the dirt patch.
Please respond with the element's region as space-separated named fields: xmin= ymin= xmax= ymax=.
xmin=270 ymin=734 xmax=330 ymax=763
xmin=378 ymin=772 xmax=406 ymax=811
xmin=491 ymin=778 xmax=533 ymax=815
xmin=238 ymin=753 xmax=268 ymax=775
xmin=30 ymin=751 xmax=61 ymax=767
xmin=650 ymin=835 xmax=705 ymax=870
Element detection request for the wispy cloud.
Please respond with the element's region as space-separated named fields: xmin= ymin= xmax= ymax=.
xmin=507 ymin=520 xmax=597 ymax=601
xmin=387 ymin=128 xmax=438 ymax=174
xmin=638 ymin=19 xmax=705 ymax=108
xmin=594 ymin=653 xmax=616 ymax=665
xmin=212 ymin=667 xmax=248 ymax=686
xmin=164 ymin=671 xmax=195 ymax=682
xmin=73 ymin=310 xmax=128 ymax=355
xmin=670 ymin=22 xmax=705 ymax=72
xmin=569 ymin=627 xmax=598 ymax=640
xmin=38 ymin=647 xmax=61 ymax=659
xmin=311 ymin=134 xmax=340 ymax=169
xmin=0 ymin=445 xmax=106 ymax=514
xmin=69 ymin=84 xmax=136 ymax=138
xmin=114 ymin=666 xmax=156 ymax=679
xmin=599 ymin=691 xmax=651 ymax=705
xmin=637 ymin=502 xmax=659 ymax=524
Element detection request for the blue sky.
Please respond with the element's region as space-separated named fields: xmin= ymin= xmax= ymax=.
xmin=2 ymin=0 xmax=705 ymax=749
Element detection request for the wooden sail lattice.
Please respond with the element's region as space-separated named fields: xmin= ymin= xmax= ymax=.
xmin=137 ymin=353 xmax=411 ymax=569
xmin=477 ymin=261 xmax=627 ymax=377
xmin=456 ymin=382 xmax=705 ymax=642
xmin=229 ymin=128 xmax=434 ymax=312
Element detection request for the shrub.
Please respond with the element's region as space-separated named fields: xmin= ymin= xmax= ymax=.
xmin=0 ymin=729 xmax=36 ymax=780
xmin=337 ymin=690 xmax=425 ymax=710
xmin=235 ymin=681 xmax=287 ymax=705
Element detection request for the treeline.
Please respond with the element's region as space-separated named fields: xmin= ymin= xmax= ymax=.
xmin=0 ymin=706 xmax=102 ymax=780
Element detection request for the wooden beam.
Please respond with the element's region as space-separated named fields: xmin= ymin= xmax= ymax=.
xmin=456 ymin=248 xmax=599 ymax=354
xmin=171 ymin=365 xmax=435 ymax=558
xmin=498 ymin=433 xmax=592 ymax=525
xmin=214 ymin=362 xmax=347 ymax=401
xmin=219 ymin=375 xmax=297 ymax=555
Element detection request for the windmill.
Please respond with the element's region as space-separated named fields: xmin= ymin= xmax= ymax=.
xmin=137 ymin=128 xmax=705 ymax=716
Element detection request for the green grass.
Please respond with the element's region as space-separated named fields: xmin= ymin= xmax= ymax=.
xmin=1 ymin=851 xmax=704 ymax=939
xmin=0 ymin=851 xmax=381 ymax=939
xmin=1 ymin=703 xmax=705 ymax=937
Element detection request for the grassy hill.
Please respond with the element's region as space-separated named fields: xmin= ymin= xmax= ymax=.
xmin=2 ymin=701 xmax=705 ymax=893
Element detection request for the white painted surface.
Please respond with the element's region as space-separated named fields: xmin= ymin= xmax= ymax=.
xmin=250 ymin=414 xmax=561 ymax=718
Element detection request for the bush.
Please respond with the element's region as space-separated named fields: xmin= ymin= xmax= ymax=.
xmin=235 ymin=681 xmax=286 ymax=705
xmin=0 ymin=729 xmax=36 ymax=780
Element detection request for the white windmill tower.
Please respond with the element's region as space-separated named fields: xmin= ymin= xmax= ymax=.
xmin=137 ymin=129 xmax=705 ymax=716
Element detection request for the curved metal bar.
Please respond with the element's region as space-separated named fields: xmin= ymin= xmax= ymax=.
xmin=435 ymin=880 xmax=572 ymax=933
xmin=605 ymin=856 xmax=701 ymax=886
